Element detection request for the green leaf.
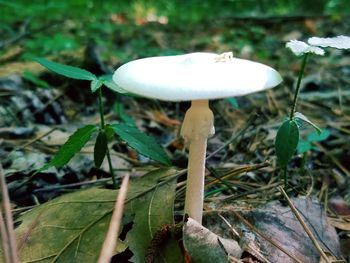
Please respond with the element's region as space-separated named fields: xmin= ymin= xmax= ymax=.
xmin=226 ymin=97 xmax=239 ymax=109
xmin=100 ymin=75 xmax=129 ymax=94
xmin=307 ymin=129 xmax=330 ymax=142
xmin=35 ymin=58 xmax=97 ymax=81
xmin=22 ymin=70 xmax=50 ymax=88
xmin=125 ymin=168 xmax=181 ymax=263
xmin=297 ymin=139 xmax=312 ymax=154
xmin=113 ymin=103 xmax=136 ymax=126
xmin=94 ymin=131 xmax=108 ymax=168
xmin=104 ymin=125 xmax=115 ymax=141
xmin=8 ymin=168 xmax=180 ymax=263
xmin=275 ymin=120 xmax=300 ymax=166
xmin=90 ymin=79 xmax=103 ymax=93
xmin=37 ymin=125 xmax=98 ymax=172
xmin=111 ymin=123 xmax=171 ymax=166
xmin=294 ymin=112 xmax=321 ymax=134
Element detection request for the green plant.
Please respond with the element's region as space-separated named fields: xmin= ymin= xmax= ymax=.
xmin=275 ymin=36 xmax=350 ymax=189
xmin=297 ymin=128 xmax=330 ymax=154
xmin=35 ymin=58 xmax=171 ymax=188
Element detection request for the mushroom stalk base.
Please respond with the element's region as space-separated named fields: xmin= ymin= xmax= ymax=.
xmin=181 ymin=100 xmax=214 ymax=224
xmin=185 ymin=137 xmax=208 ymax=224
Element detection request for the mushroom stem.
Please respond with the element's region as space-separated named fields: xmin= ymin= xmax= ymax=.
xmin=181 ymin=100 xmax=214 ymax=223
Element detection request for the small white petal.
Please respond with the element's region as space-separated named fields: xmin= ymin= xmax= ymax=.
xmin=307 ymin=46 xmax=325 ymax=55
xmin=308 ymin=36 xmax=350 ymax=49
xmin=286 ymin=40 xmax=325 ymax=56
xmin=286 ymin=40 xmax=309 ymax=56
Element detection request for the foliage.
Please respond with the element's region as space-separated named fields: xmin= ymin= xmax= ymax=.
xmin=37 ymin=125 xmax=98 ymax=172
xmin=1 ymin=0 xmax=348 ymax=60
xmin=1 ymin=168 xmax=180 ymax=263
xmin=275 ymin=35 xmax=350 ymax=187
xmin=125 ymin=168 xmax=181 ymax=263
xmin=275 ymin=120 xmax=299 ymax=167
xmin=35 ymin=59 xmax=171 ymax=183
xmin=297 ymin=129 xmax=331 ymax=154
xmin=111 ymin=123 xmax=172 ymax=166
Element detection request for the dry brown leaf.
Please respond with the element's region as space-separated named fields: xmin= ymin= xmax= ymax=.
xmin=329 ymin=218 xmax=350 ymax=231
xmin=153 ymin=111 xmax=182 ymax=126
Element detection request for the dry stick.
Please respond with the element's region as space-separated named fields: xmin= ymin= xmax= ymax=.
xmin=206 ymin=117 xmax=253 ymax=161
xmin=206 ymin=161 xmax=270 ymax=188
xmin=0 ymin=164 xmax=19 ymax=263
xmin=98 ymin=174 xmax=130 ymax=263
xmin=279 ymin=187 xmax=332 ymax=263
xmin=232 ymin=210 xmax=304 ymax=263
xmin=0 ymin=209 xmax=11 ymax=263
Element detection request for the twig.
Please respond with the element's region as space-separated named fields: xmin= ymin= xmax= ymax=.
xmin=97 ymin=174 xmax=130 ymax=263
xmin=232 ymin=210 xmax=303 ymax=263
xmin=33 ymin=178 xmax=111 ymax=193
xmin=206 ymin=161 xmax=270 ymax=188
xmin=279 ymin=187 xmax=332 ymax=263
xmin=0 ymin=164 xmax=19 ymax=263
xmin=218 ymin=214 xmax=240 ymax=239
xmin=0 ymin=209 xmax=11 ymax=263
xmin=206 ymin=117 xmax=253 ymax=160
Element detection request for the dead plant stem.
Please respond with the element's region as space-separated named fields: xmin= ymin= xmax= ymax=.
xmin=279 ymin=187 xmax=332 ymax=263
xmin=0 ymin=164 xmax=19 ymax=263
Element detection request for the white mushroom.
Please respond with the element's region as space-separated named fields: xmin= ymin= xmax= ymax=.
xmin=113 ymin=52 xmax=282 ymax=223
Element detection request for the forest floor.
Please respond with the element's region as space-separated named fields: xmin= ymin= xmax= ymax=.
xmin=0 ymin=12 xmax=349 ymax=262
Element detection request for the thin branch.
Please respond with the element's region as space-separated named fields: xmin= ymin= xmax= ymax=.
xmin=98 ymin=174 xmax=130 ymax=263
xmin=279 ymin=187 xmax=333 ymax=263
xmin=0 ymin=163 xmax=19 ymax=263
xmin=0 ymin=209 xmax=11 ymax=263
xmin=232 ymin=210 xmax=304 ymax=263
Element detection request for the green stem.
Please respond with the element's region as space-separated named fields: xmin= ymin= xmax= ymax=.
xmin=98 ymin=88 xmax=117 ymax=188
xmin=283 ymin=165 xmax=288 ymax=190
xmin=289 ymin=53 xmax=309 ymax=121
xmin=98 ymin=88 xmax=105 ymax=128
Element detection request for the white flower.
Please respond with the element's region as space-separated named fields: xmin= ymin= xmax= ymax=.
xmin=308 ymin=35 xmax=350 ymax=49
xmin=286 ymin=40 xmax=325 ymax=56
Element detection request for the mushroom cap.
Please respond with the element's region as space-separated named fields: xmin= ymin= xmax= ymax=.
xmin=113 ymin=52 xmax=282 ymax=101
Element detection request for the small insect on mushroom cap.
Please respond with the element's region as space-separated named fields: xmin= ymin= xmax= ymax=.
xmin=113 ymin=52 xmax=282 ymax=101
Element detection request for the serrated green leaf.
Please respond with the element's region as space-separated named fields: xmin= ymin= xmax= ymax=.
xmin=7 ymin=168 xmax=180 ymax=263
xmin=91 ymin=79 xmax=103 ymax=92
xmin=37 ymin=125 xmax=98 ymax=172
xmin=111 ymin=123 xmax=171 ymax=166
xmin=297 ymin=139 xmax=312 ymax=154
xmin=294 ymin=112 xmax=321 ymax=134
xmin=307 ymin=129 xmax=330 ymax=142
xmin=94 ymin=131 xmax=108 ymax=168
xmin=275 ymin=120 xmax=300 ymax=166
xmin=35 ymin=58 xmax=97 ymax=81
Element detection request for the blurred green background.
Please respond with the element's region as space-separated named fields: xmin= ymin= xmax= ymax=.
xmin=1 ymin=0 xmax=349 ymax=64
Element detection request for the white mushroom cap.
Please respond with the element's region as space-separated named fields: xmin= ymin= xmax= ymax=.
xmin=113 ymin=52 xmax=282 ymax=101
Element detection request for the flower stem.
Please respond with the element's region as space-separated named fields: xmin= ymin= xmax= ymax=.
xmin=289 ymin=53 xmax=309 ymax=121
xmin=283 ymin=165 xmax=288 ymax=189
xmin=98 ymin=88 xmax=105 ymax=128
xmin=98 ymin=88 xmax=117 ymax=188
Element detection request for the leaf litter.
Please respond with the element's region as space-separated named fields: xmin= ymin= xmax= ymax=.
xmin=0 ymin=12 xmax=349 ymax=263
